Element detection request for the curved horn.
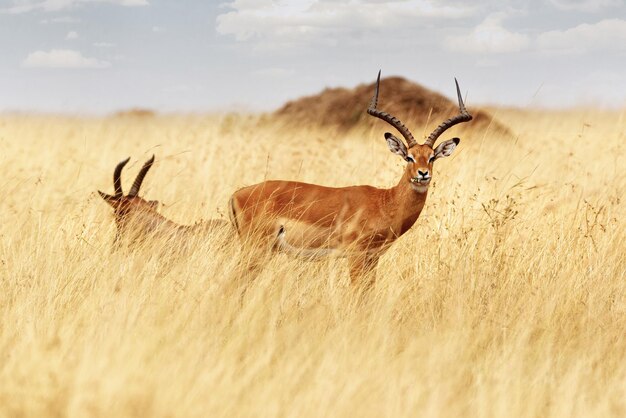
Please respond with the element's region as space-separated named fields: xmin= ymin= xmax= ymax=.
xmin=113 ymin=157 xmax=130 ymax=197
xmin=367 ymin=70 xmax=417 ymax=148
xmin=128 ymin=155 xmax=155 ymax=197
xmin=423 ymin=78 xmax=472 ymax=148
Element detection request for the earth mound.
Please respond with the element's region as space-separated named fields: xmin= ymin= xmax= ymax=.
xmin=111 ymin=108 xmax=157 ymax=118
xmin=274 ymin=76 xmax=510 ymax=137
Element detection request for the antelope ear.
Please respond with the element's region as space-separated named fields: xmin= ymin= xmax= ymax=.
xmin=98 ymin=190 xmax=118 ymax=207
xmin=433 ymin=138 xmax=460 ymax=160
xmin=384 ymin=132 xmax=408 ymax=159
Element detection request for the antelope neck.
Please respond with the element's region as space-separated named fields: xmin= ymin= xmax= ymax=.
xmin=383 ymin=169 xmax=429 ymax=236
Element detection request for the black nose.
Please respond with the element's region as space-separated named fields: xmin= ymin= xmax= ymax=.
xmin=418 ymin=170 xmax=429 ymax=177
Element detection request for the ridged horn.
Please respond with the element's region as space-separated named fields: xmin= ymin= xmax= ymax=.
xmin=113 ymin=157 xmax=130 ymax=197
xmin=367 ymin=70 xmax=417 ymax=148
xmin=423 ymin=78 xmax=472 ymax=148
xmin=128 ymin=155 xmax=155 ymax=197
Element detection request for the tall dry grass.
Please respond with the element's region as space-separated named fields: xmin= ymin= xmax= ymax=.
xmin=0 ymin=108 xmax=624 ymax=417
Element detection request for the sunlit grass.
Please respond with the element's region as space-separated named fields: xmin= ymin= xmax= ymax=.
xmin=0 ymin=109 xmax=624 ymax=417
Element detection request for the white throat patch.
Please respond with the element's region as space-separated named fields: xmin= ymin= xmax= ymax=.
xmin=410 ymin=183 xmax=429 ymax=193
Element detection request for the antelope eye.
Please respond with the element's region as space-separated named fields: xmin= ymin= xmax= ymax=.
xmin=406 ymin=155 xmax=416 ymax=163
xmin=428 ymin=155 xmax=435 ymax=164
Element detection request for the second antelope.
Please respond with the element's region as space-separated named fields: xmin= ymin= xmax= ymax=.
xmin=99 ymin=155 xmax=226 ymax=249
xmin=229 ymin=71 xmax=472 ymax=285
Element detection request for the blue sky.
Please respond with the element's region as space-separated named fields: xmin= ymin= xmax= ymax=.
xmin=0 ymin=0 xmax=624 ymax=113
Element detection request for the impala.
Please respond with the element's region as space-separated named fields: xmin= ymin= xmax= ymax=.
xmin=229 ymin=71 xmax=472 ymax=284
xmin=99 ymin=155 xmax=226 ymax=248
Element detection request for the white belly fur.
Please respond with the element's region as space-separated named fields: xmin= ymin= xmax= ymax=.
xmin=274 ymin=224 xmax=344 ymax=260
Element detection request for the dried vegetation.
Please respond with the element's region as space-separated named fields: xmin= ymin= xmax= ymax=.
xmin=0 ymin=105 xmax=624 ymax=417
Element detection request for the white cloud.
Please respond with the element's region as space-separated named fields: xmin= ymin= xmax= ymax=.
xmin=216 ymin=0 xmax=473 ymax=43
xmin=162 ymin=84 xmax=203 ymax=94
xmin=93 ymin=42 xmax=115 ymax=47
xmin=117 ymin=0 xmax=146 ymax=5
xmin=475 ymin=58 xmax=500 ymax=68
xmin=548 ymin=0 xmax=620 ymax=13
xmin=2 ymin=0 xmax=147 ymax=14
xmin=444 ymin=12 xmax=530 ymax=54
xmin=22 ymin=49 xmax=111 ymax=69
xmin=65 ymin=30 xmax=78 ymax=40
xmin=252 ymin=67 xmax=295 ymax=77
xmin=537 ymin=19 xmax=626 ymax=54
xmin=40 ymin=15 xmax=80 ymax=23
xmin=152 ymin=25 xmax=164 ymax=32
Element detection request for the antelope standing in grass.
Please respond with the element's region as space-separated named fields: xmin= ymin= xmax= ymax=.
xmin=99 ymin=155 xmax=226 ymax=249
xmin=228 ymin=71 xmax=473 ymax=285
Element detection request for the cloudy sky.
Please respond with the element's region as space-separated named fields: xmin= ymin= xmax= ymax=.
xmin=0 ymin=0 xmax=624 ymax=113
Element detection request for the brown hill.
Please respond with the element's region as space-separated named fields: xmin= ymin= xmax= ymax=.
xmin=274 ymin=76 xmax=510 ymax=138
xmin=112 ymin=108 xmax=157 ymax=118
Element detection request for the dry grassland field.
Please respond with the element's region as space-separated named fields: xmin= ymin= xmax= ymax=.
xmin=0 ymin=107 xmax=625 ymax=417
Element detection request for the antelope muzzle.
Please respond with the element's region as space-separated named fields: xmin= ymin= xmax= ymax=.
xmin=411 ymin=169 xmax=431 ymax=184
